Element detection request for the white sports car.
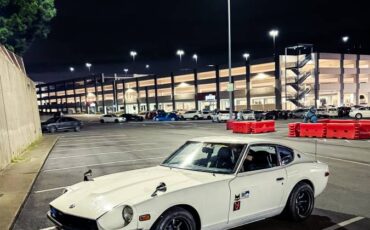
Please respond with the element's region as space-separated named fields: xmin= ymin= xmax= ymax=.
xmin=47 ymin=136 xmax=329 ymax=230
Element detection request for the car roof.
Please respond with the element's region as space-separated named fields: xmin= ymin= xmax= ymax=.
xmin=189 ymin=136 xmax=284 ymax=146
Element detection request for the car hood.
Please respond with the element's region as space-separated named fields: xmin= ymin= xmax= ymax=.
xmin=50 ymin=166 xmax=232 ymax=219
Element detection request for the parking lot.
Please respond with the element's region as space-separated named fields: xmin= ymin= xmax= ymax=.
xmin=13 ymin=118 xmax=370 ymax=230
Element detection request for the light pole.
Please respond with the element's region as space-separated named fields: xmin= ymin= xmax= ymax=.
xmin=242 ymin=53 xmax=250 ymax=61
xmin=269 ymin=29 xmax=279 ymax=55
xmin=227 ymin=0 xmax=233 ymax=118
xmin=192 ymin=54 xmax=198 ymax=64
xmin=85 ymin=63 xmax=92 ymax=72
xmin=176 ymin=49 xmax=185 ymax=62
xmin=342 ymin=36 xmax=349 ymax=53
xmin=69 ymin=67 xmax=75 ymax=72
xmin=130 ymin=51 xmax=137 ymax=61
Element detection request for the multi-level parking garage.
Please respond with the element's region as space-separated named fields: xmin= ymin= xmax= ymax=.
xmin=36 ymin=49 xmax=370 ymax=115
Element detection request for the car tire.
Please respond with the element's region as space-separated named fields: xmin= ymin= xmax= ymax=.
xmin=355 ymin=113 xmax=362 ymax=119
xmin=193 ymin=115 xmax=199 ymax=120
xmin=49 ymin=126 xmax=56 ymax=133
xmin=100 ymin=119 xmax=104 ymax=123
xmin=171 ymin=117 xmax=175 ymax=121
xmin=207 ymin=116 xmax=212 ymax=120
xmin=74 ymin=126 xmax=81 ymax=132
xmin=284 ymin=182 xmax=314 ymax=222
xmin=152 ymin=207 xmax=196 ymax=230
xmin=115 ymin=119 xmax=119 ymax=123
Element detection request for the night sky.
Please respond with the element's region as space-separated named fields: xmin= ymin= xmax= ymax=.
xmin=23 ymin=0 xmax=370 ymax=83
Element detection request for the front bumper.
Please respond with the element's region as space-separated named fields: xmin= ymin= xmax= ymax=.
xmin=47 ymin=209 xmax=99 ymax=230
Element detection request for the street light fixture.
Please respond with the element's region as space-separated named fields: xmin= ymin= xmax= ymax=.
xmin=269 ymin=29 xmax=279 ymax=52
xmin=342 ymin=36 xmax=349 ymax=43
xmin=242 ymin=53 xmax=250 ymax=61
xmin=130 ymin=51 xmax=137 ymax=61
xmin=145 ymin=64 xmax=150 ymax=69
xmin=192 ymin=54 xmax=198 ymax=64
xmin=69 ymin=67 xmax=75 ymax=72
xmin=85 ymin=63 xmax=92 ymax=72
xmin=176 ymin=49 xmax=185 ymax=62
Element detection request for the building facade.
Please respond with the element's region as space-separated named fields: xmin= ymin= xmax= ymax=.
xmin=36 ymin=52 xmax=370 ymax=114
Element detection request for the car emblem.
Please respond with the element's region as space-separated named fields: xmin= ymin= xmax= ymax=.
xmin=69 ymin=204 xmax=75 ymax=209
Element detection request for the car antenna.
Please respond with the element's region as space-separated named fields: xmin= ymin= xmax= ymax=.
xmin=314 ymin=139 xmax=318 ymax=162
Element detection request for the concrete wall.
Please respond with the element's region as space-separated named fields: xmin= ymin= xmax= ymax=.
xmin=0 ymin=45 xmax=41 ymax=170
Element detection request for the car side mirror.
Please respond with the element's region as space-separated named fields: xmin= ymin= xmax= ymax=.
xmin=151 ymin=182 xmax=167 ymax=197
xmin=83 ymin=169 xmax=94 ymax=181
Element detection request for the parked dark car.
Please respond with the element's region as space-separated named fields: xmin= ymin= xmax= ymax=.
xmin=120 ymin=113 xmax=144 ymax=122
xmin=41 ymin=117 xmax=82 ymax=133
xmin=290 ymin=108 xmax=309 ymax=118
xmin=153 ymin=112 xmax=179 ymax=121
xmin=338 ymin=106 xmax=351 ymax=117
xmin=146 ymin=110 xmax=165 ymax=120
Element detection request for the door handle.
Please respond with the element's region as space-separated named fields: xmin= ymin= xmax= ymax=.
xmin=276 ymin=177 xmax=284 ymax=181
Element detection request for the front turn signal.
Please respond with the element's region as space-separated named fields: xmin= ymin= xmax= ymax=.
xmin=139 ymin=214 xmax=151 ymax=221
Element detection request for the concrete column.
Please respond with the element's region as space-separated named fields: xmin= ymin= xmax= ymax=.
xmin=55 ymin=84 xmax=59 ymax=112
xmin=79 ymin=95 xmax=83 ymax=112
xmin=215 ymin=65 xmax=221 ymax=109
xmin=73 ymin=80 xmax=77 ymax=113
xmin=136 ymin=78 xmax=140 ymax=112
xmin=64 ymin=82 xmax=68 ymax=113
xmin=122 ymin=80 xmax=126 ymax=112
xmin=112 ymin=81 xmax=117 ymax=112
xmin=145 ymin=87 xmax=149 ymax=111
xmin=275 ymin=54 xmax=282 ymax=109
xmin=194 ymin=68 xmax=199 ymax=110
xmin=231 ymin=76 xmax=235 ymax=111
xmin=84 ymin=78 xmax=88 ymax=113
xmin=101 ymin=74 xmax=105 ymax=114
xmin=47 ymin=85 xmax=51 ymax=113
xmin=94 ymin=76 xmax=98 ymax=113
xmin=170 ymin=72 xmax=176 ymax=110
xmin=154 ymin=75 xmax=158 ymax=110
xmin=355 ymin=54 xmax=360 ymax=105
xmin=339 ymin=54 xmax=345 ymax=105
xmin=314 ymin=53 xmax=320 ymax=108
xmin=245 ymin=59 xmax=251 ymax=109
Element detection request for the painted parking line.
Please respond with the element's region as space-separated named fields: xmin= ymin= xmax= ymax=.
xmin=49 ymin=147 xmax=169 ymax=160
xmin=39 ymin=227 xmax=57 ymax=230
xmin=34 ymin=186 xmax=66 ymax=194
xmin=60 ymin=133 xmax=127 ymax=139
xmin=43 ymin=156 xmax=167 ymax=172
xmin=323 ymin=216 xmax=364 ymax=230
xmin=56 ymin=139 xmax=138 ymax=147
xmin=306 ymin=153 xmax=370 ymax=167
xmin=52 ymin=142 xmax=154 ymax=153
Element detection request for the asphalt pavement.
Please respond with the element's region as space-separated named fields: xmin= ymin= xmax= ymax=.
xmin=12 ymin=118 xmax=370 ymax=230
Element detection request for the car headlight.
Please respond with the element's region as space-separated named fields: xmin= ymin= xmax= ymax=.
xmin=122 ymin=206 xmax=133 ymax=225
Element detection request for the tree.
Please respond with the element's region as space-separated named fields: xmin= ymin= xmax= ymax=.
xmin=0 ymin=0 xmax=56 ymax=55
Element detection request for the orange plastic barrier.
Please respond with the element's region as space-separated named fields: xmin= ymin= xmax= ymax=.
xmin=232 ymin=121 xmax=251 ymax=134
xmin=250 ymin=120 xmax=275 ymax=134
xmin=226 ymin=120 xmax=234 ymax=130
xmin=299 ymin=123 xmax=327 ymax=138
xmin=326 ymin=123 xmax=360 ymax=140
xmin=288 ymin=123 xmax=300 ymax=137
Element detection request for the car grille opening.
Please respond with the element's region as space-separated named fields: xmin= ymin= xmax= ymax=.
xmin=50 ymin=206 xmax=98 ymax=230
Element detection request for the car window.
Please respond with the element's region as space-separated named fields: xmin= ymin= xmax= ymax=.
xmin=240 ymin=145 xmax=278 ymax=172
xmin=277 ymin=146 xmax=294 ymax=165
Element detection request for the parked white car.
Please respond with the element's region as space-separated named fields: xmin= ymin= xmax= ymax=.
xmin=182 ymin=110 xmax=205 ymax=120
xmin=100 ymin=114 xmax=126 ymax=123
xmin=316 ymin=108 xmax=329 ymax=118
xmin=327 ymin=107 xmax=338 ymax=118
xmin=48 ymin=136 xmax=329 ymax=230
xmin=241 ymin=110 xmax=256 ymax=120
xmin=349 ymin=107 xmax=370 ymax=119
xmin=212 ymin=110 xmax=236 ymax=122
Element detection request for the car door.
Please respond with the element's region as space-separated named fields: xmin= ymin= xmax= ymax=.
xmin=58 ymin=118 xmax=69 ymax=129
xmin=228 ymin=144 xmax=286 ymax=227
xmin=365 ymin=107 xmax=370 ymax=118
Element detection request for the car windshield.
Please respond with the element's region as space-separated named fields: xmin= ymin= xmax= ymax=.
xmin=161 ymin=142 xmax=245 ymax=174
xmin=45 ymin=117 xmax=58 ymax=123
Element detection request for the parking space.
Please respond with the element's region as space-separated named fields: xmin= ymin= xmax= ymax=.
xmin=13 ymin=119 xmax=370 ymax=230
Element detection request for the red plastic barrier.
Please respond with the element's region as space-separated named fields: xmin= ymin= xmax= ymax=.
xmin=318 ymin=119 xmax=331 ymax=123
xmin=288 ymin=123 xmax=300 ymax=137
xmin=251 ymin=120 xmax=275 ymax=134
xmin=299 ymin=123 xmax=327 ymax=138
xmin=232 ymin=121 xmax=251 ymax=134
xmin=358 ymin=122 xmax=370 ymax=139
xmin=226 ymin=120 xmax=234 ymax=130
xmin=326 ymin=123 xmax=360 ymax=139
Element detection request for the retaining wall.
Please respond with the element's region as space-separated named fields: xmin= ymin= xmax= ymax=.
xmin=0 ymin=45 xmax=41 ymax=170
